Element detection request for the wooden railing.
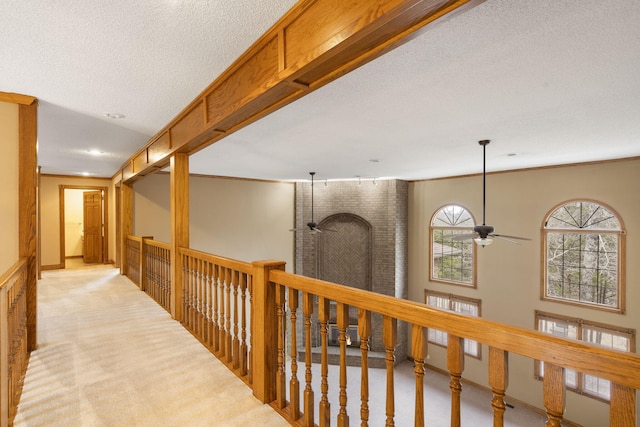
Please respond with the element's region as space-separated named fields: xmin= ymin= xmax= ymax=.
xmin=125 ymin=236 xmax=640 ymax=426
xmin=125 ymin=236 xmax=142 ymax=286
xmin=257 ymin=270 xmax=640 ymax=427
xmin=179 ymin=248 xmax=253 ymax=384
xmin=1 ymin=259 xmax=29 ymax=427
xmin=142 ymin=239 xmax=171 ymax=313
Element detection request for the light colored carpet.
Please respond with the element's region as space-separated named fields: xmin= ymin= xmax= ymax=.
xmin=14 ymin=264 xmax=289 ymax=427
xmin=15 ymin=261 xmax=549 ymax=426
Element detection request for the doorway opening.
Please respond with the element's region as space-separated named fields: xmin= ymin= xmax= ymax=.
xmin=58 ymin=185 xmax=109 ymax=269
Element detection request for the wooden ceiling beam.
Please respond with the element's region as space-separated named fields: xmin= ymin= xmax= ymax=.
xmin=118 ymin=0 xmax=484 ymax=183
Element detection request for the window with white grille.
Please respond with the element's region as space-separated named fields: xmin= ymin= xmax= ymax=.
xmin=542 ymin=200 xmax=625 ymax=312
xmin=425 ymin=290 xmax=481 ymax=358
xmin=430 ymin=205 xmax=476 ymax=287
xmin=535 ymin=311 xmax=635 ymax=401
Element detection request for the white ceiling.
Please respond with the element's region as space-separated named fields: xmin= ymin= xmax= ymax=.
xmin=2 ymin=0 xmax=639 ymax=182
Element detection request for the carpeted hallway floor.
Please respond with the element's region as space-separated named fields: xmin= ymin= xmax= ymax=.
xmin=13 ymin=262 xmax=289 ymax=427
xmin=14 ymin=261 xmax=550 ymax=426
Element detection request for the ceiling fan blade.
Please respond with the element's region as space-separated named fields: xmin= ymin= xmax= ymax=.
xmin=452 ymin=233 xmax=478 ymax=241
xmin=491 ymin=235 xmax=523 ymax=245
xmin=491 ymin=234 xmax=531 ymax=241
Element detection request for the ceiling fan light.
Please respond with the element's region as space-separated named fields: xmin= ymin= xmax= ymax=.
xmin=474 ymin=237 xmax=494 ymax=247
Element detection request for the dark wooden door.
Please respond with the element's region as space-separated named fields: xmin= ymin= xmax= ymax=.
xmin=83 ymin=190 xmax=103 ymax=263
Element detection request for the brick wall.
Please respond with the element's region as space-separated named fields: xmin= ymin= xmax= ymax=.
xmin=294 ymin=178 xmax=408 ymax=362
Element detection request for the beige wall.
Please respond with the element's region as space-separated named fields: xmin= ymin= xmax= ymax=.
xmin=133 ymin=173 xmax=170 ymax=242
xmin=133 ymin=173 xmax=295 ymax=271
xmin=408 ymin=158 xmax=640 ymax=426
xmin=0 ymin=101 xmax=19 ymax=274
xmin=40 ymin=175 xmax=115 ymax=267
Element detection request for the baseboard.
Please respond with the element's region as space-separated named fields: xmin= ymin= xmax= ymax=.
xmin=41 ymin=264 xmax=63 ymax=271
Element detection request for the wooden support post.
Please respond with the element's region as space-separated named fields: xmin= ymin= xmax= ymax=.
xmin=251 ymin=260 xmax=286 ymax=403
xmin=121 ymin=183 xmax=133 ymax=276
xmin=19 ymin=100 xmax=38 ymax=352
xmin=170 ymin=153 xmax=189 ymax=321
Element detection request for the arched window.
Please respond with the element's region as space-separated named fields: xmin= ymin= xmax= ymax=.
xmin=542 ymin=200 xmax=625 ymax=312
xmin=430 ymin=205 xmax=476 ymax=287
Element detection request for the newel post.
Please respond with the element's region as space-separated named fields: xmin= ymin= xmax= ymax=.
xmin=251 ymin=260 xmax=286 ymax=403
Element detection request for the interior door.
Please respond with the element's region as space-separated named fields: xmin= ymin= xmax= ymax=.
xmin=83 ymin=190 xmax=103 ymax=263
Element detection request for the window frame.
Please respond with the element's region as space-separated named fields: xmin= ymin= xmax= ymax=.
xmin=541 ymin=199 xmax=626 ymax=313
xmin=430 ymin=204 xmax=477 ymax=288
xmin=534 ymin=310 xmax=636 ymax=402
xmin=424 ymin=289 xmax=482 ymax=359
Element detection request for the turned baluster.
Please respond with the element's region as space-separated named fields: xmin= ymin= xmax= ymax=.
xmin=212 ymin=264 xmax=220 ymax=354
xmin=239 ymin=273 xmax=248 ymax=375
xmin=219 ymin=266 xmax=227 ymax=358
xmin=233 ymin=270 xmax=240 ymax=369
xmin=289 ymin=289 xmax=300 ymax=419
xmin=247 ymin=275 xmax=253 ymax=384
xmin=182 ymin=255 xmax=193 ymax=329
xmin=203 ymin=261 xmax=212 ymax=348
xmin=303 ymin=292 xmax=315 ymax=427
xmin=358 ymin=309 xmax=371 ymax=427
xmin=337 ymin=302 xmax=350 ymax=427
xmin=197 ymin=258 xmax=203 ymax=335
xmin=488 ymin=347 xmax=509 ymax=427
xmin=447 ymin=335 xmax=464 ymax=427
xmin=318 ymin=297 xmax=331 ymax=427
xmin=383 ymin=316 xmax=397 ymax=427
xmin=199 ymin=259 xmax=205 ymax=338
xmin=182 ymin=254 xmax=188 ymax=326
xmin=189 ymin=256 xmax=196 ymax=331
xmin=412 ymin=324 xmax=427 ymax=427
xmin=275 ymin=284 xmax=287 ymax=409
xmin=543 ymin=363 xmax=565 ymax=427
xmin=225 ymin=268 xmax=233 ymax=363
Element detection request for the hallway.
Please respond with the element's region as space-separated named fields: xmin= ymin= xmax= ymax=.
xmin=13 ymin=264 xmax=288 ymax=426
xmin=13 ymin=263 xmax=554 ymax=426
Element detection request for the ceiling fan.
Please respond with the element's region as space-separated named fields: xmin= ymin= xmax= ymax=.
xmin=290 ymin=172 xmax=335 ymax=234
xmin=454 ymin=140 xmax=531 ymax=246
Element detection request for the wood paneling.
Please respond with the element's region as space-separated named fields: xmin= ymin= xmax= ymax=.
xmin=132 ymin=151 xmax=148 ymax=175
xmin=122 ymin=162 xmax=134 ymax=182
xmin=148 ymin=132 xmax=171 ymax=165
xmin=170 ymin=102 xmax=206 ymax=151
xmin=116 ymin=0 xmax=483 ymax=183
xmin=206 ymin=37 xmax=280 ymax=126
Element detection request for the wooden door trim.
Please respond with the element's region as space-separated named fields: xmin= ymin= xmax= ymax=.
xmin=58 ymin=185 xmax=109 ymax=268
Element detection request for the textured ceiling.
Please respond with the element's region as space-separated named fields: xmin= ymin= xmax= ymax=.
xmin=2 ymin=0 xmax=640 ymax=181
